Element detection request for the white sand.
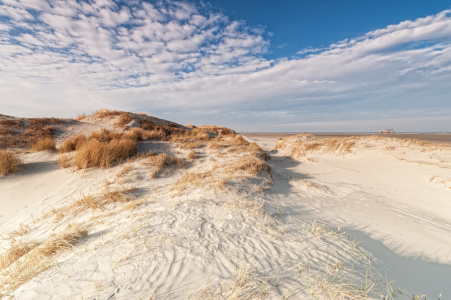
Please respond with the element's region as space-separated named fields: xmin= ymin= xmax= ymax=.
xmin=246 ymin=134 xmax=451 ymax=298
xmin=1 ymin=122 xmax=450 ymax=299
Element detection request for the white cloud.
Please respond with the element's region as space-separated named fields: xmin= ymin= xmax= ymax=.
xmin=0 ymin=1 xmax=450 ymax=131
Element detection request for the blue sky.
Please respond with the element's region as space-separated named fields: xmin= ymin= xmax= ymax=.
xmin=204 ymin=0 xmax=451 ymax=60
xmin=1 ymin=0 xmax=451 ymax=132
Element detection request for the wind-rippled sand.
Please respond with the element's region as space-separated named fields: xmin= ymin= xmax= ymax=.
xmin=1 ymin=118 xmax=450 ymax=299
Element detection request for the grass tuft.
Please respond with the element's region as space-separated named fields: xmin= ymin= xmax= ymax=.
xmin=59 ymin=134 xmax=87 ymax=153
xmin=115 ymin=113 xmax=134 ymax=128
xmin=73 ymin=138 xmax=137 ymax=169
xmin=30 ymin=137 xmax=56 ymax=151
xmin=188 ymin=150 xmax=197 ymax=160
xmin=0 ymin=224 xmax=87 ymax=296
xmin=148 ymin=153 xmax=185 ymax=178
xmin=0 ymin=150 xmax=21 ymax=178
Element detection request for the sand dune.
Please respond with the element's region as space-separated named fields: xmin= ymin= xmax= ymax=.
xmin=1 ymin=114 xmax=450 ymax=299
xmin=246 ymin=134 xmax=451 ymax=298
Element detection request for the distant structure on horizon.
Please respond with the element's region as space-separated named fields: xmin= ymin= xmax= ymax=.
xmin=381 ymin=129 xmax=395 ymax=134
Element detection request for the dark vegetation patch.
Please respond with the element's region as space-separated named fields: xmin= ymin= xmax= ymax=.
xmin=0 ymin=118 xmax=63 ymax=149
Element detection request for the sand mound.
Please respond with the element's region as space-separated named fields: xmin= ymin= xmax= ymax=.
xmin=1 ymin=113 xmax=439 ymax=299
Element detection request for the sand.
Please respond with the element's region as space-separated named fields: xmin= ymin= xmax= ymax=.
xmin=242 ymin=132 xmax=451 ymax=145
xmin=1 ymin=118 xmax=450 ymax=299
xmin=245 ymin=134 xmax=451 ymax=298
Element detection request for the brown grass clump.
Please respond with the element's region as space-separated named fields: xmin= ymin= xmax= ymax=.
xmin=59 ymin=134 xmax=87 ymax=153
xmin=93 ymin=109 xmax=123 ymax=119
xmin=38 ymin=224 xmax=87 ymax=256
xmin=225 ymin=156 xmax=269 ymax=176
xmin=90 ymin=129 xmax=123 ymax=142
xmin=143 ymin=130 xmax=167 ymax=140
xmin=139 ymin=120 xmax=186 ymax=137
xmin=197 ymin=125 xmax=236 ymax=136
xmin=126 ymin=127 xmax=143 ymax=141
xmin=148 ymin=153 xmax=185 ymax=178
xmin=188 ymin=150 xmax=197 ymax=160
xmin=76 ymin=113 xmax=87 ymax=121
xmin=30 ymin=118 xmax=63 ymax=126
xmin=191 ymin=129 xmax=211 ymax=141
xmin=0 ymin=242 xmax=38 ymax=271
xmin=0 ymin=224 xmax=87 ymax=296
xmin=1 ymin=117 xmax=62 ymax=149
xmin=187 ymin=263 xmax=263 ymax=300
xmin=45 ymin=187 xmax=136 ymax=220
xmin=73 ymin=138 xmax=137 ymax=169
xmin=30 ymin=137 xmax=56 ymax=151
xmin=57 ymin=154 xmax=71 ymax=168
xmin=0 ymin=119 xmax=22 ymax=128
xmin=171 ymin=170 xmax=227 ymax=195
xmin=0 ymin=150 xmax=21 ymax=178
xmin=232 ymin=134 xmax=248 ymax=145
xmin=180 ymin=140 xmax=204 ymax=150
xmin=115 ymin=113 xmax=134 ymax=128
xmin=276 ymin=135 xmax=357 ymax=158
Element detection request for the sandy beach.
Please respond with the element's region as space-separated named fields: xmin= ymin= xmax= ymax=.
xmin=242 ymin=133 xmax=451 ymax=145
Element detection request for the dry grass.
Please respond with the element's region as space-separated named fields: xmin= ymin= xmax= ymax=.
xmin=93 ymin=109 xmax=123 ymax=119
xmin=57 ymin=154 xmax=71 ymax=168
xmin=276 ymin=136 xmax=357 ymax=158
xmin=71 ymin=187 xmax=135 ymax=211
xmin=148 ymin=153 xmax=185 ymax=178
xmin=180 ymin=140 xmax=204 ymax=150
xmin=143 ymin=130 xmax=167 ymax=140
xmin=139 ymin=120 xmax=186 ymax=137
xmin=43 ymin=187 xmax=136 ymax=223
xmin=30 ymin=118 xmax=63 ymax=125
xmin=76 ymin=113 xmax=87 ymax=121
xmin=127 ymin=127 xmax=143 ymax=141
xmin=115 ymin=113 xmax=134 ymax=128
xmin=59 ymin=134 xmax=88 ymax=153
xmin=0 ymin=150 xmax=21 ymax=178
xmin=0 ymin=117 xmax=63 ymax=149
xmin=0 ymin=242 xmax=38 ymax=271
xmin=30 ymin=137 xmax=56 ymax=151
xmin=73 ymin=138 xmax=137 ymax=169
xmin=187 ymin=263 xmax=263 ymax=300
xmin=197 ymin=125 xmax=236 ymax=136
xmin=171 ymin=170 xmax=227 ymax=195
xmin=188 ymin=150 xmax=197 ymax=160
xmin=59 ymin=130 xmax=144 ymax=169
xmin=0 ymin=224 xmax=87 ymax=296
xmin=90 ymin=129 xmax=123 ymax=142
xmin=228 ymin=142 xmax=269 ymax=161
xmin=0 ymin=119 xmax=22 ymax=128
xmin=225 ymin=156 xmax=269 ymax=176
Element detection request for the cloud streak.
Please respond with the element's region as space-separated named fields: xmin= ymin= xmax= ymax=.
xmin=0 ymin=0 xmax=450 ymax=131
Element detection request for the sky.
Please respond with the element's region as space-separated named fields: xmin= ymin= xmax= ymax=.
xmin=0 ymin=0 xmax=451 ymax=132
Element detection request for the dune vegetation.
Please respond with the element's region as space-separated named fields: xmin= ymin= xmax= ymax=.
xmin=0 ymin=149 xmax=21 ymax=178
